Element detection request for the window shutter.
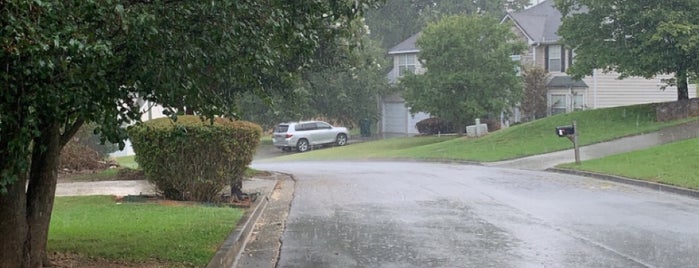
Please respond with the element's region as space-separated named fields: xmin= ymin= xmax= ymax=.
xmin=560 ymin=46 xmax=566 ymax=72
xmin=544 ymin=46 xmax=549 ymax=71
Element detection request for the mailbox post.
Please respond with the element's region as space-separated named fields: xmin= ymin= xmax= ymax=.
xmin=555 ymin=121 xmax=580 ymax=165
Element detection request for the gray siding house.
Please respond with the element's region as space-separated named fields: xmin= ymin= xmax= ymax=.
xmin=503 ymin=0 xmax=696 ymax=118
xmin=383 ymin=33 xmax=430 ymax=136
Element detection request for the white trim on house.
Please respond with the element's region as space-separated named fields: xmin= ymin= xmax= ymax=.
xmin=388 ymin=49 xmax=420 ymax=55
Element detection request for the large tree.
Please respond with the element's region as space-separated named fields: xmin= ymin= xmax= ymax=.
xmin=399 ymin=15 xmax=526 ymax=134
xmin=0 ymin=0 xmax=378 ymax=266
xmin=365 ymin=0 xmax=529 ymax=50
xmin=520 ymin=66 xmax=549 ymax=122
xmin=238 ymin=20 xmax=390 ymax=130
xmin=555 ymin=0 xmax=699 ymax=100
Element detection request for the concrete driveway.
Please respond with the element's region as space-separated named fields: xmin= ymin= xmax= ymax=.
xmin=252 ymin=161 xmax=699 ymax=267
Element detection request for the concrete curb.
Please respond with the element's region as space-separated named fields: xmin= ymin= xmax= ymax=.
xmin=206 ymin=183 xmax=273 ymax=268
xmin=547 ymin=168 xmax=699 ymax=199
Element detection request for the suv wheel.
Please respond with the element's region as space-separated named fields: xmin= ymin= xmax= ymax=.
xmin=297 ymin=139 xmax=310 ymax=152
xmin=336 ymin=134 xmax=348 ymax=146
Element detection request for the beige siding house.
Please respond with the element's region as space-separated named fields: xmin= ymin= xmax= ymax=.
xmin=383 ymin=33 xmax=430 ymax=136
xmin=503 ymin=0 xmax=695 ymax=118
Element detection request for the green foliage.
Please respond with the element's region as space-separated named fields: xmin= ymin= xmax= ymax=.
xmin=49 ymin=196 xmax=242 ymax=266
xmin=555 ymin=0 xmax=699 ymax=100
xmin=400 ymin=15 xmax=526 ymax=133
xmin=520 ymin=66 xmax=550 ymax=122
xmin=71 ymin=123 xmax=119 ymax=157
xmin=128 ymin=116 xmax=261 ymax=202
xmin=416 ymin=118 xmax=455 ymax=135
xmin=0 ymin=0 xmax=380 ymax=192
xmin=365 ymin=0 xmax=529 ymax=50
xmin=237 ymin=23 xmax=389 ymax=130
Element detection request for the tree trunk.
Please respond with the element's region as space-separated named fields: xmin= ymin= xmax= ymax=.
xmin=0 ymin=121 xmax=63 ymax=267
xmin=453 ymin=118 xmax=466 ymax=136
xmin=25 ymin=122 xmax=62 ymax=267
xmin=0 ymin=99 xmax=32 ymax=267
xmin=0 ymin=174 xmax=30 ymax=268
xmin=677 ymin=67 xmax=689 ymax=100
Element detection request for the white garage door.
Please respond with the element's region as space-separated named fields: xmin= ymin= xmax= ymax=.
xmin=383 ymin=102 xmax=407 ymax=134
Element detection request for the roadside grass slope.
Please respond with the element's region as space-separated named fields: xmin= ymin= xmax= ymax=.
xmin=559 ymin=137 xmax=699 ymax=190
xmin=271 ymin=103 xmax=698 ymax=162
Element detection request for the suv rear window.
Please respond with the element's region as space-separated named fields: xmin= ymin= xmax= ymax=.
xmin=275 ymin=125 xmax=289 ymax=133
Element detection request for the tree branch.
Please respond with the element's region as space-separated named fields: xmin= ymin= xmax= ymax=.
xmin=59 ymin=117 xmax=85 ymax=147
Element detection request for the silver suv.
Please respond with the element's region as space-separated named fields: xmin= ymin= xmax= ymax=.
xmin=272 ymin=121 xmax=349 ymax=152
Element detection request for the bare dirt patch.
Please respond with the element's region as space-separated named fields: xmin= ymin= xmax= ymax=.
xmin=50 ymin=252 xmax=184 ymax=268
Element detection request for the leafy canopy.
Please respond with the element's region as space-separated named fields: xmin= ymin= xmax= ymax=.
xmin=400 ymin=15 xmax=526 ymax=132
xmin=237 ymin=19 xmax=389 ymax=129
xmin=555 ymin=0 xmax=699 ymax=100
xmin=365 ymin=0 xmax=529 ymax=50
xmin=0 ymin=0 xmax=379 ymax=191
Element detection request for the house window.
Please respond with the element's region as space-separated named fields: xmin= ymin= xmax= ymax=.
xmin=550 ymin=94 xmax=567 ymax=115
xmin=398 ymin=54 xmax=416 ymax=76
xmin=548 ymin=45 xmax=562 ymax=72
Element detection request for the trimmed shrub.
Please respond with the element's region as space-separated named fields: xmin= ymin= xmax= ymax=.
xmin=416 ymin=117 xmax=455 ymax=135
xmin=128 ymin=116 xmax=262 ymax=202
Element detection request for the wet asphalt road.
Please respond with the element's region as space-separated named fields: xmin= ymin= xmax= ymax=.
xmin=251 ymin=161 xmax=699 ymax=268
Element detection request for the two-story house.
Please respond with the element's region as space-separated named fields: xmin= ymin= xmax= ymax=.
xmin=383 ymin=0 xmax=696 ymax=134
xmin=502 ymin=0 xmax=696 ymax=118
xmin=383 ymin=33 xmax=430 ymax=136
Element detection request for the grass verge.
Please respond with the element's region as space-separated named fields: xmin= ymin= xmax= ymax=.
xmin=270 ymin=104 xmax=698 ymax=162
xmin=264 ymin=136 xmax=456 ymax=161
xmin=558 ymin=137 xmax=699 ymax=190
xmin=49 ymin=196 xmax=243 ymax=267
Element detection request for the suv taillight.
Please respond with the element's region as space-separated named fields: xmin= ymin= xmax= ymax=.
xmin=285 ymin=134 xmax=293 ymax=138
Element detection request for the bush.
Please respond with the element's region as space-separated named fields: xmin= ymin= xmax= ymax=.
xmin=416 ymin=117 xmax=455 ymax=135
xmin=128 ymin=116 xmax=262 ymax=202
xmin=59 ymin=140 xmax=109 ymax=172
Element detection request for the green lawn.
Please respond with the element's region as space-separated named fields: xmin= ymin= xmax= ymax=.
xmin=49 ymin=196 xmax=242 ymax=266
xmin=272 ymin=104 xmax=698 ymax=162
xmin=558 ymin=137 xmax=699 ymax=190
xmin=115 ymin=155 xmax=138 ymax=169
xmin=263 ymin=136 xmax=456 ymax=161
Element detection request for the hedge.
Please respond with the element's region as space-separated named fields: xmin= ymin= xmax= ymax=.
xmin=128 ymin=115 xmax=262 ymax=202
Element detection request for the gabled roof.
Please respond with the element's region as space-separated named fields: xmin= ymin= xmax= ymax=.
xmin=388 ymin=32 xmax=421 ymax=55
xmin=503 ymin=0 xmax=562 ymax=44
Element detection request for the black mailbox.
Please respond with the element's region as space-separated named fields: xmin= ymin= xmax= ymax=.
xmin=556 ymin=126 xmax=575 ymax=137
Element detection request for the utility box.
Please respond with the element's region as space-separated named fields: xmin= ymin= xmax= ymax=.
xmin=466 ymin=118 xmax=488 ymax=137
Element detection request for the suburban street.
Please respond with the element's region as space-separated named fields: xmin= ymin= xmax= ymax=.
xmin=251 ymin=161 xmax=699 ymax=268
